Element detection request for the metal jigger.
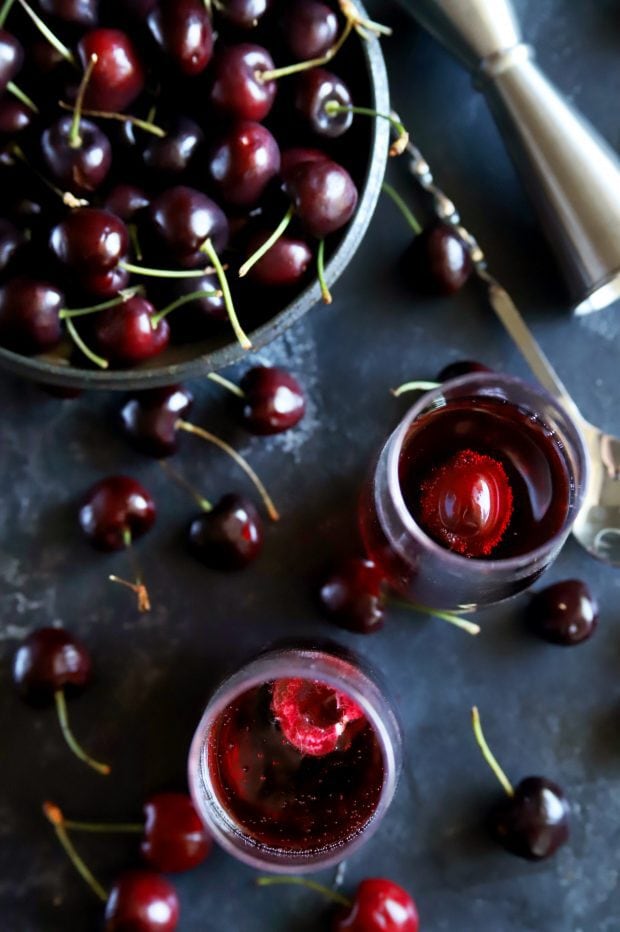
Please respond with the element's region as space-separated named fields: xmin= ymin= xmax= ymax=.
xmin=399 ymin=0 xmax=620 ymax=314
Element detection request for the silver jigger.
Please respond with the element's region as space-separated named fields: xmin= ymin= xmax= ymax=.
xmin=399 ymin=0 xmax=620 ymax=314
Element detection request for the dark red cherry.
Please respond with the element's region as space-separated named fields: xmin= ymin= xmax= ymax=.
xmin=332 ymin=878 xmax=419 ymax=932
xmin=245 ymin=232 xmax=312 ymax=286
xmin=0 ymin=219 xmax=26 ymax=272
xmin=0 ymin=30 xmax=23 ymax=93
xmin=78 ymin=29 xmax=145 ymax=112
xmin=280 ymin=145 xmax=329 ymax=176
xmin=162 ymin=273 xmax=227 ymax=341
xmin=408 ymin=221 xmax=472 ymax=295
xmin=120 ymin=385 xmax=193 ymax=457
xmin=79 ymin=475 xmax=156 ymax=551
xmin=0 ymin=278 xmax=63 ymax=353
xmin=104 ymin=870 xmax=179 ymax=932
xmin=41 ymin=116 xmax=112 ymax=195
xmin=239 ymin=365 xmax=305 ymax=434
xmin=491 ymin=776 xmax=570 ymax=861
xmin=207 ymin=120 xmax=280 ymax=207
xmin=148 ymin=186 xmax=228 ymax=267
xmin=527 ymin=579 xmax=598 ymax=646
xmin=94 ymin=296 xmax=170 ymax=365
xmin=283 ymin=1 xmax=338 ymax=60
xmin=295 ymin=68 xmax=353 ymax=138
xmin=39 ymin=0 xmax=98 ymax=25
xmin=319 ymin=558 xmax=386 ymax=635
xmin=147 ymin=0 xmax=213 ymax=75
xmin=218 ymin=0 xmax=271 ymax=28
xmin=104 ymin=184 xmax=151 ymax=221
xmin=141 ymin=793 xmax=211 ymax=873
xmin=50 ymin=208 xmax=129 ymax=273
xmin=209 ymin=44 xmax=276 ymax=121
xmin=271 ymin=677 xmax=363 ymax=757
xmin=418 ymin=449 xmax=514 ymax=557
xmin=12 ymin=627 xmax=92 ymax=706
xmin=284 ymin=158 xmax=358 ymax=238
xmin=78 ymin=264 xmax=131 ymax=298
xmin=0 ymin=96 xmax=32 ymax=135
xmin=188 ymin=494 xmax=263 ymax=570
xmin=436 ymin=360 xmax=491 ymax=381
xmin=142 ymin=117 xmax=203 ymax=176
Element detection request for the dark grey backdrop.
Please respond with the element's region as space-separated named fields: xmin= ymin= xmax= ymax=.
xmin=2 ymin=1 xmax=620 ymax=929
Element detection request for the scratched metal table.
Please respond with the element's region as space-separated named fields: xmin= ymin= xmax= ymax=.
xmin=2 ymin=2 xmax=620 ymax=929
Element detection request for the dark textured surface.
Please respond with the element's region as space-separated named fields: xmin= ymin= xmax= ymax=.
xmin=2 ymin=2 xmax=620 ymax=930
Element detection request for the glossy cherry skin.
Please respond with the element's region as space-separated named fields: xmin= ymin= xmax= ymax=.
xmin=141 ymin=793 xmax=211 ymax=873
xmin=218 ymin=0 xmax=271 ymax=28
xmin=284 ymin=159 xmax=358 ymax=238
xmin=94 ymin=296 xmax=170 ymax=365
xmin=148 ymin=186 xmax=228 ymax=267
xmin=245 ymin=232 xmax=312 ymax=286
xmin=239 ymin=365 xmax=305 ymax=434
xmin=527 ymin=579 xmax=598 ymax=645
xmin=78 ymin=264 xmax=131 ymax=298
xmin=12 ymin=627 xmax=92 ymax=706
xmin=104 ymin=183 xmax=151 ymax=221
xmin=295 ymin=68 xmax=353 ymax=138
xmin=320 ymin=558 xmax=386 ymax=634
xmin=142 ymin=117 xmax=203 ymax=176
xmin=209 ymin=44 xmax=276 ymax=121
xmin=491 ymin=776 xmax=570 ymax=861
xmin=283 ymin=0 xmax=339 ymax=60
xmin=436 ymin=360 xmax=491 ymax=382
xmin=208 ymin=121 xmax=280 ymax=208
xmin=0 ymin=278 xmax=63 ymax=353
xmin=104 ymin=870 xmax=179 ymax=932
xmin=0 ymin=97 xmax=32 ymax=135
xmin=79 ymin=475 xmax=156 ymax=551
xmin=188 ymin=494 xmax=263 ymax=570
xmin=408 ymin=221 xmax=472 ymax=295
xmin=50 ymin=208 xmax=129 ymax=273
xmin=0 ymin=30 xmax=23 ymax=93
xmin=78 ymin=29 xmax=145 ymax=112
xmin=120 ymin=385 xmax=193 ymax=457
xmin=333 ymin=878 xmax=419 ymax=932
xmin=39 ymin=0 xmax=98 ymax=25
xmin=0 ymin=219 xmax=26 ymax=272
xmin=147 ymin=0 xmax=213 ymax=75
xmin=41 ymin=116 xmax=112 ymax=195
xmin=280 ymin=146 xmax=329 ymax=176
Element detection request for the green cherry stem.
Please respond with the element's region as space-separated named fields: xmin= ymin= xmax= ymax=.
xmin=62 ymin=818 xmax=144 ymax=834
xmin=256 ymin=876 xmax=352 ymax=908
xmin=206 ymin=371 xmax=246 ymax=399
xmin=63 ymin=317 xmax=108 ymax=369
xmin=381 ymin=182 xmax=423 ymax=235
xmin=128 ymin=223 xmax=142 ymax=262
xmin=9 ymin=143 xmax=88 ymax=207
xmin=159 ymin=460 xmax=213 ymax=512
xmin=150 ymin=288 xmax=222 ymax=328
xmin=391 ymin=599 xmax=481 ymax=636
xmin=16 ymin=0 xmax=76 ymax=65
xmin=69 ymin=53 xmax=98 ymax=149
xmin=59 ymin=288 xmax=141 ymax=319
xmin=317 ymin=239 xmax=331 ymax=305
xmin=238 ymin=206 xmax=294 ymax=278
xmin=118 ymin=260 xmax=215 ymax=280
xmin=390 ymin=380 xmax=440 ymax=397
xmin=59 ymin=101 xmax=166 ymax=137
xmin=201 ymin=237 xmax=251 ymax=350
xmin=471 ymin=706 xmax=515 ymax=797
xmin=324 ymin=104 xmax=408 ymax=155
xmin=43 ymin=803 xmax=109 ymax=902
xmin=6 ymin=81 xmax=38 ymax=113
xmin=257 ymin=18 xmax=354 ymax=82
xmin=54 ymin=691 xmax=111 ymax=775
xmin=0 ymin=0 xmax=17 ymax=28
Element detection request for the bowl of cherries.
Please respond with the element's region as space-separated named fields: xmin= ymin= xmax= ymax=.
xmin=0 ymin=0 xmax=390 ymax=389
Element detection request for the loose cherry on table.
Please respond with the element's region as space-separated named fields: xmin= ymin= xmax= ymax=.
xmin=472 ymin=706 xmax=570 ymax=860
xmin=527 ymin=579 xmax=598 ymax=646
xmin=12 ymin=627 xmax=110 ymax=774
xmin=188 ymin=492 xmax=264 ymax=570
xmin=120 ymin=385 xmax=194 ymax=457
xmin=239 ymin=365 xmax=306 ymax=434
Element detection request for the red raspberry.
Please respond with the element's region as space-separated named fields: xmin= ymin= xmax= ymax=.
xmin=271 ymin=678 xmax=364 ymax=757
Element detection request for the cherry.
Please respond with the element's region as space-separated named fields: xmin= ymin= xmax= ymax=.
xmin=217 ymin=0 xmax=271 ymax=29
xmin=105 ymin=870 xmax=179 ymax=931
xmin=333 ymin=878 xmax=420 ymax=932
xmin=142 ymin=116 xmax=203 ymax=176
xmin=418 ymin=449 xmax=514 ymax=557
xmin=79 ymin=475 xmax=156 ymax=551
xmin=284 ymin=158 xmax=358 ymax=238
xmin=0 ymin=278 xmax=63 ymax=353
xmin=50 ymin=208 xmax=129 ymax=274
xmin=0 ymin=97 xmax=32 ymax=135
xmin=0 ymin=30 xmax=23 ymax=94
xmin=320 ymin=557 xmax=386 ymax=634
xmin=78 ymin=264 xmax=131 ymax=298
xmin=527 ymin=579 xmax=598 ymax=645
xmin=408 ymin=221 xmax=472 ymax=295
xmin=492 ymin=777 xmax=570 ymax=861
xmin=104 ymin=183 xmax=150 ymax=221
xmin=436 ymin=360 xmax=491 ymax=381
xmin=148 ymin=185 xmax=228 ymax=267
xmin=239 ymin=365 xmax=305 ymax=434
xmin=188 ymin=493 xmax=263 ymax=570
xmin=282 ymin=0 xmax=339 ymax=61
xmin=41 ymin=115 xmax=112 ymax=195
xmin=141 ymin=792 xmax=212 ymax=873
xmin=207 ymin=120 xmax=280 ymax=208
xmin=295 ymin=68 xmax=353 ymax=138
xmin=0 ymin=219 xmax=26 ymax=272
xmin=271 ymin=677 xmax=364 ymax=757
xmin=161 ymin=274 xmax=227 ymax=341
xmin=147 ymin=0 xmax=213 ymax=75
xmin=120 ymin=385 xmax=194 ymax=457
xmin=78 ymin=29 xmax=145 ymax=112
xmin=39 ymin=0 xmax=98 ymax=26
xmin=94 ymin=295 xmax=170 ymax=365
xmin=280 ymin=146 xmax=329 ymax=176
xmin=209 ymin=44 xmax=276 ymax=121
xmin=244 ymin=231 xmax=312 ymax=286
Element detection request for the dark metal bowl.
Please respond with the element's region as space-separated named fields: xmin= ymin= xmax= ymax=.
xmin=0 ymin=11 xmax=389 ymax=390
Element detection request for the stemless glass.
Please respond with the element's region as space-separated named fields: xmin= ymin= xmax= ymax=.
xmin=188 ymin=643 xmax=402 ymax=873
xmin=359 ymin=373 xmax=589 ymax=611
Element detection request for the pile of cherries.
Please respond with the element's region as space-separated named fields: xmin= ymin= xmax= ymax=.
xmin=0 ymin=0 xmax=375 ymax=370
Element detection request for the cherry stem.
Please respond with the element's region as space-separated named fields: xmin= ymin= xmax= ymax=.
xmin=59 ymin=288 xmax=141 ymax=319
xmin=128 ymin=223 xmax=142 ymax=262
xmin=63 ymin=316 xmax=109 ymax=369
xmin=159 ymin=460 xmax=213 ymax=512
xmin=42 ymin=802 xmax=109 ymax=902
xmin=471 ymin=706 xmax=515 ymax=797
xmin=256 ymin=876 xmax=351 ymax=908
xmin=0 ymin=0 xmax=17 ymax=28
xmin=6 ymin=81 xmax=38 ymax=113
xmin=16 ymin=0 xmax=76 ymax=65
xmin=391 ymin=380 xmax=440 ymax=397
xmin=338 ymin=0 xmax=392 ymax=37
xmin=317 ymin=239 xmax=332 ymax=305
xmin=258 ymin=19 xmax=354 ymax=83
xmin=109 ymin=527 xmax=151 ymax=612
xmin=63 ymin=819 xmax=144 ymax=834
xmin=238 ymin=206 xmax=294 ymax=279
xmin=325 ymin=104 xmax=408 ymax=156
xmin=59 ymin=101 xmax=166 ymax=137
xmin=381 ymin=182 xmax=422 ymax=235
xmin=201 ymin=237 xmax=251 ymax=350
xmin=69 ymin=54 xmax=97 ymax=149
xmin=119 ymin=260 xmax=216 ymax=280
xmin=9 ymin=143 xmax=88 ymax=208
xmin=391 ymin=599 xmax=481 ymax=636
xmin=53 ymin=690 xmax=111 ymax=775
xmin=176 ymin=419 xmax=279 ymax=521
xmin=150 ymin=288 xmax=222 ymax=327
xmin=207 ymin=371 xmax=246 ymax=399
